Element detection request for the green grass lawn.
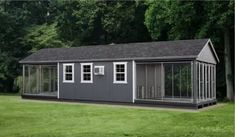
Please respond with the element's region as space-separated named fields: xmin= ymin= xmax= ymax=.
xmin=0 ymin=95 xmax=234 ymax=137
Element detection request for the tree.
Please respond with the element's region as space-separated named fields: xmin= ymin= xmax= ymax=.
xmin=23 ymin=23 xmax=67 ymax=53
xmin=144 ymin=0 xmax=171 ymax=40
xmin=57 ymin=0 xmax=102 ymax=46
xmin=145 ymin=1 xmax=234 ymax=100
xmin=101 ymin=1 xmax=151 ymax=43
xmin=57 ymin=0 xmax=151 ymax=46
xmin=196 ymin=1 xmax=234 ymax=101
xmin=0 ymin=4 xmax=29 ymax=92
xmin=0 ymin=0 xmax=61 ymax=92
xmin=145 ymin=1 xmax=207 ymax=40
xmin=208 ymin=1 xmax=234 ymax=101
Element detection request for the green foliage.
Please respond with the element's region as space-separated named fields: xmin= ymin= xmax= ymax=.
xmin=145 ymin=0 xmax=170 ymax=40
xmin=0 ymin=4 xmax=29 ymax=92
xmin=0 ymin=0 xmax=151 ymax=92
xmin=145 ymin=1 xmax=207 ymax=40
xmin=145 ymin=0 xmax=234 ymax=98
xmin=24 ymin=23 xmax=67 ymax=53
xmin=57 ymin=0 xmax=151 ymax=46
xmin=100 ymin=1 xmax=151 ymax=43
xmin=0 ymin=0 xmax=63 ymax=92
xmin=57 ymin=0 xmax=100 ymax=46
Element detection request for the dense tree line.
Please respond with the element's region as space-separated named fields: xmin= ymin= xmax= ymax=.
xmin=0 ymin=0 xmax=233 ymax=100
xmin=145 ymin=1 xmax=234 ymax=100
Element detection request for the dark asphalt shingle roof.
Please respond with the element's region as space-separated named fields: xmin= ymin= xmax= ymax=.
xmin=20 ymin=39 xmax=210 ymax=63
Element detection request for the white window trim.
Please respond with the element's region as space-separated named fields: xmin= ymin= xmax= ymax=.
xmin=81 ymin=63 xmax=93 ymax=83
xmin=113 ymin=62 xmax=127 ymax=84
xmin=63 ymin=63 xmax=74 ymax=83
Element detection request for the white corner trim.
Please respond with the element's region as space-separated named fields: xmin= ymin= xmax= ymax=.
xmin=81 ymin=63 xmax=93 ymax=83
xmin=132 ymin=60 xmax=136 ymax=103
xmin=57 ymin=62 xmax=60 ymax=99
xmin=113 ymin=62 xmax=128 ymax=84
xmin=63 ymin=63 xmax=74 ymax=83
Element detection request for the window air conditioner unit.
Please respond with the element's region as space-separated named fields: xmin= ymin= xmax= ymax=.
xmin=94 ymin=66 xmax=104 ymax=75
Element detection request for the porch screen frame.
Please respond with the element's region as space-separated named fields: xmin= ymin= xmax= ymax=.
xmin=22 ymin=64 xmax=58 ymax=96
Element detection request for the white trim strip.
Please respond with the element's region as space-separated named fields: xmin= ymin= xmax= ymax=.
xmin=22 ymin=65 xmax=25 ymax=94
xmin=57 ymin=62 xmax=60 ymax=99
xmin=132 ymin=60 xmax=136 ymax=103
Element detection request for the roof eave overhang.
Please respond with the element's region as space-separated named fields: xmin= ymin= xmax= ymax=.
xmin=19 ymin=56 xmax=198 ymax=64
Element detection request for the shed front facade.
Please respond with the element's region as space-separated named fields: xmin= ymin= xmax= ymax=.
xmin=20 ymin=39 xmax=219 ymax=108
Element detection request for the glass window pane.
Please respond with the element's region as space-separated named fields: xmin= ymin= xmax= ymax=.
xmin=173 ymin=64 xmax=180 ymax=97
xmin=164 ymin=63 xmax=192 ymax=99
xmin=181 ymin=64 xmax=191 ymax=98
xmin=29 ymin=66 xmax=38 ymax=93
xmin=83 ymin=65 xmax=91 ymax=72
xmin=200 ymin=64 xmax=204 ymax=99
xmin=187 ymin=65 xmax=192 ymax=97
xmin=42 ymin=67 xmax=50 ymax=79
xmin=83 ymin=74 xmax=91 ymax=80
xmin=116 ymin=64 xmax=125 ymax=72
xmin=66 ymin=66 xmax=72 ymax=72
xmin=204 ymin=65 xmax=207 ymax=99
xmin=116 ymin=74 xmax=125 ymax=81
xmin=65 ymin=74 xmax=72 ymax=80
xmin=164 ymin=64 xmax=172 ymax=97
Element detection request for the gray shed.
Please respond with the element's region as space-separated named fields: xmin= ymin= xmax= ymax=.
xmin=19 ymin=38 xmax=219 ymax=108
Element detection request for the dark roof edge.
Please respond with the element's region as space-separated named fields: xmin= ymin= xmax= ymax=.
xmin=19 ymin=56 xmax=198 ymax=64
xmin=38 ymin=38 xmax=209 ymax=50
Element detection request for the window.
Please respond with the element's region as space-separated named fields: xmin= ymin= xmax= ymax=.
xmin=63 ymin=64 xmax=74 ymax=83
xmin=81 ymin=63 xmax=93 ymax=83
xmin=113 ymin=62 xmax=127 ymax=84
xmin=164 ymin=64 xmax=173 ymax=97
xmin=164 ymin=63 xmax=191 ymax=99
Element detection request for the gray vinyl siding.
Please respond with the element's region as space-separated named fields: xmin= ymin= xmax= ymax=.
xmin=59 ymin=61 xmax=133 ymax=102
xmin=197 ymin=43 xmax=217 ymax=64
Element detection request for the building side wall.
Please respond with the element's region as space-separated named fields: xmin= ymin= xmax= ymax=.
xmin=59 ymin=61 xmax=133 ymax=102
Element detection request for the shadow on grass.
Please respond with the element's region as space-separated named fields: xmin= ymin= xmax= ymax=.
xmin=0 ymin=92 xmax=20 ymax=96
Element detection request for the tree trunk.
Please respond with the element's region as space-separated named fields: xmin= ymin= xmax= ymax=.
xmin=224 ymin=28 xmax=234 ymax=101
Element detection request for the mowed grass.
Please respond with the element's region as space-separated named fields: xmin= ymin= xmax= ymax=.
xmin=0 ymin=95 xmax=234 ymax=137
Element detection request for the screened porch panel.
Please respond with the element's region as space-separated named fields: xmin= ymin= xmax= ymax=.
xmin=23 ymin=65 xmax=57 ymax=97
